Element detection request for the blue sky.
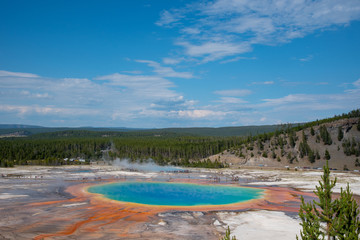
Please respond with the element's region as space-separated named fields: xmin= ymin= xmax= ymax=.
xmin=1 ymin=0 xmax=360 ymax=128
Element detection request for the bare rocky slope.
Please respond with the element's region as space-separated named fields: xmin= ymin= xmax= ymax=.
xmin=206 ymin=117 xmax=360 ymax=171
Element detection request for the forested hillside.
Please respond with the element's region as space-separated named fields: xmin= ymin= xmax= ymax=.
xmin=0 ymin=135 xmax=242 ymax=168
xmin=210 ymin=110 xmax=360 ymax=170
xmin=0 ymin=124 xmax=285 ymax=138
xmin=0 ymin=110 xmax=359 ymax=169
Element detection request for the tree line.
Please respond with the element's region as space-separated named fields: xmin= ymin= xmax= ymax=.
xmin=0 ymin=136 xmax=242 ymax=167
xmin=1 ymin=109 xmax=359 ymax=168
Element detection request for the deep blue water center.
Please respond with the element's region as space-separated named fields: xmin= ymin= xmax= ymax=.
xmin=88 ymin=182 xmax=264 ymax=206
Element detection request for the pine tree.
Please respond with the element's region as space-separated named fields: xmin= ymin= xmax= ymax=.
xmin=297 ymin=196 xmax=323 ymax=240
xmin=320 ymin=126 xmax=333 ymax=145
xmin=355 ymin=158 xmax=360 ymax=167
xmin=332 ymin=184 xmax=360 ymax=239
xmin=297 ymin=161 xmax=360 ymax=240
xmin=325 ymin=149 xmax=331 ymax=160
xmin=337 ymin=127 xmax=344 ymax=141
xmin=221 ymin=226 xmax=237 ymax=240
xmin=308 ymin=150 xmax=316 ymax=163
xmin=311 ymin=127 xmax=315 ymax=136
xmin=313 ymin=161 xmax=337 ymax=239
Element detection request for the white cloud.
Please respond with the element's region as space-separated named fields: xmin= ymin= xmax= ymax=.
xmin=214 ymin=89 xmax=252 ymax=97
xmin=0 ymin=69 xmax=203 ymax=126
xmin=157 ymin=0 xmax=360 ymax=62
xmin=261 ymin=94 xmax=315 ymax=106
xmin=215 ymin=97 xmax=248 ymax=104
xmin=176 ymin=41 xmax=251 ymax=62
xmin=162 ymin=57 xmax=183 ymax=65
xmin=353 ymin=78 xmax=360 ymax=88
xmin=252 ymin=81 xmax=274 ymax=85
xmin=298 ymin=55 xmax=314 ymax=62
xmin=1 ymin=69 xmax=359 ymax=127
xmin=95 ymin=73 xmax=177 ymax=100
xmin=122 ymin=70 xmax=143 ymax=74
xmin=135 ymin=60 xmax=194 ymax=78
xmin=181 ymin=27 xmax=201 ymax=35
xmin=0 ymin=70 xmax=39 ymax=78
xmin=177 ymin=109 xmax=226 ymax=119
xmin=0 ymin=104 xmax=99 ymax=116
xmin=34 ymin=93 xmax=49 ymax=98
xmin=259 ymin=91 xmax=360 ymax=112
xmin=0 ymin=104 xmax=31 ymax=115
xmin=20 ymin=90 xmax=50 ymax=99
xmin=156 ymin=10 xmax=184 ymax=27
xmin=220 ymin=56 xmax=256 ymax=64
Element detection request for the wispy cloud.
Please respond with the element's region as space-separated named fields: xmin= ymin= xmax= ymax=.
xmin=176 ymin=41 xmax=251 ymax=63
xmin=353 ymin=78 xmax=360 ymax=88
xmin=1 ymin=68 xmax=359 ymax=127
xmin=122 ymin=70 xmax=143 ymax=74
xmin=258 ymin=89 xmax=360 ymax=118
xmin=177 ymin=109 xmax=226 ymax=119
xmin=162 ymin=57 xmax=184 ymax=65
xmin=220 ymin=56 xmax=256 ymax=64
xmin=298 ymin=55 xmax=314 ymax=62
xmin=280 ymin=80 xmax=329 ymax=87
xmin=215 ymin=97 xmax=248 ymax=104
xmin=20 ymin=90 xmax=50 ymax=99
xmin=214 ymin=89 xmax=252 ymax=97
xmin=135 ymin=60 xmax=194 ymax=78
xmin=0 ymin=70 xmax=39 ymax=78
xmin=0 ymin=67 xmax=201 ymax=127
xmin=157 ymin=0 xmax=360 ymax=63
xmin=0 ymin=104 xmax=100 ymax=117
xmin=156 ymin=10 xmax=184 ymax=27
xmin=251 ymin=81 xmax=274 ymax=85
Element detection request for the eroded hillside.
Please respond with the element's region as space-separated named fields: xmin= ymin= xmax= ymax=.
xmin=207 ymin=117 xmax=360 ymax=170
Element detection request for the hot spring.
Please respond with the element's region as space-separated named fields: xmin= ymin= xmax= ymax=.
xmin=88 ymin=182 xmax=264 ymax=206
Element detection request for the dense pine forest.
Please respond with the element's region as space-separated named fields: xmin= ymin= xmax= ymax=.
xmin=0 ymin=135 xmax=242 ymax=168
xmin=0 ymin=109 xmax=359 ymax=168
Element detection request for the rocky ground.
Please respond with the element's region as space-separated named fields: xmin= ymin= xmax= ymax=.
xmin=0 ymin=165 xmax=359 ymax=240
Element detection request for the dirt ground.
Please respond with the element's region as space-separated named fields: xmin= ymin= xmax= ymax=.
xmin=0 ymin=165 xmax=359 ymax=240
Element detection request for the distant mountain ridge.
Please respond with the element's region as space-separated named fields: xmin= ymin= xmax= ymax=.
xmin=0 ymin=124 xmax=44 ymax=129
xmin=0 ymin=124 xmax=290 ymax=138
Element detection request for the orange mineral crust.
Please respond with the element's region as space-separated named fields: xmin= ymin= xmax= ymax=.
xmin=30 ymin=180 xmax=315 ymax=239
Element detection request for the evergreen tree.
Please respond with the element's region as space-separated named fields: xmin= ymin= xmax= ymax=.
xmin=313 ymin=161 xmax=337 ymax=239
xmin=332 ymin=184 xmax=360 ymax=239
xmin=355 ymin=158 xmax=360 ymax=167
xmin=337 ymin=127 xmax=344 ymax=141
xmin=325 ymin=150 xmax=331 ymax=160
xmin=320 ymin=125 xmax=333 ymax=145
xmin=297 ymin=161 xmax=360 ymax=240
xmin=302 ymin=130 xmax=308 ymax=141
xmin=308 ymin=150 xmax=316 ymax=163
xmin=311 ymin=127 xmax=315 ymax=136
xmin=290 ymin=132 xmax=296 ymax=147
xmin=297 ymin=196 xmax=323 ymax=240
xmin=221 ymin=226 xmax=237 ymax=240
xmin=272 ymin=151 xmax=276 ymax=159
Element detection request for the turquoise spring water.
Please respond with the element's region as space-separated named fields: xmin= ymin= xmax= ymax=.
xmin=88 ymin=182 xmax=264 ymax=206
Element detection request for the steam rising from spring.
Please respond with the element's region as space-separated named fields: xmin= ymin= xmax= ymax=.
xmin=111 ymin=158 xmax=182 ymax=172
